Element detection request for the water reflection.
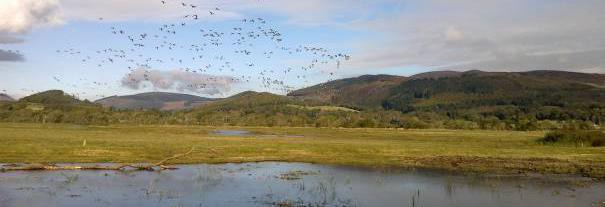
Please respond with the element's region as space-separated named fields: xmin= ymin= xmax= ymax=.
xmin=0 ymin=162 xmax=603 ymax=207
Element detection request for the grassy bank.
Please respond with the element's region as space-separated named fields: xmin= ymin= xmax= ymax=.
xmin=1 ymin=123 xmax=604 ymax=177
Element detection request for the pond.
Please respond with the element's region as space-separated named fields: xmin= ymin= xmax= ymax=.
xmin=212 ymin=130 xmax=304 ymax=138
xmin=213 ymin=130 xmax=252 ymax=136
xmin=0 ymin=162 xmax=604 ymax=207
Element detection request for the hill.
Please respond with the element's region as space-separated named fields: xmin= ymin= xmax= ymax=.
xmin=288 ymin=74 xmax=407 ymax=109
xmin=189 ymin=91 xmax=365 ymax=127
xmin=191 ymin=91 xmax=304 ymax=126
xmin=0 ymin=94 xmax=15 ymax=102
xmin=384 ymin=71 xmax=605 ymax=126
xmin=409 ymin=70 xmax=465 ymax=80
xmin=2 ymin=70 xmax=605 ymax=130
xmin=19 ymin=90 xmax=90 ymax=105
xmin=95 ymin=92 xmax=215 ymax=110
xmin=289 ymin=70 xmax=605 ymax=129
xmin=291 ymin=70 xmax=605 ymax=109
xmin=0 ymin=90 xmax=104 ymax=124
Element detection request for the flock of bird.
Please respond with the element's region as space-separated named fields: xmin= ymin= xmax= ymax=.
xmin=51 ymin=0 xmax=351 ymax=98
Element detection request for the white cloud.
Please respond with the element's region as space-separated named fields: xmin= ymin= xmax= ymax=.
xmin=0 ymin=0 xmax=63 ymax=34
xmin=445 ymin=27 xmax=464 ymax=42
xmin=0 ymin=0 xmax=63 ymax=62
xmin=121 ymin=68 xmax=239 ymax=95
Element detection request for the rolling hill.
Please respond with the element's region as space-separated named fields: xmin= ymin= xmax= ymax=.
xmin=2 ymin=70 xmax=605 ymax=129
xmin=388 ymin=71 xmax=605 ymax=115
xmin=288 ymin=74 xmax=407 ymax=109
xmin=291 ymin=70 xmax=605 ymax=109
xmin=188 ymin=91 xmax=364 ymax=127
xmin=0 ymin=94 xmax=15 ymax=102
xmin=289 ymin=70 xmax=605 ymax=128
xmin=19 ymin=90 xmax=90 ymax=105
xmin=95 ymin=92 xmax=215 ymax=110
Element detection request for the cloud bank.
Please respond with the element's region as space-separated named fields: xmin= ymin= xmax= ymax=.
xmin=0 ymin=50 xmax=24 ymax=62
xmin=121 ymin=68 xmax=238 ymax=95
xmin=344 ymin=0 xmax=605 ymax=73
xmin=0 ymin=0 xmax=63 ymax=62
xmin=0 ymin=35 xmax=25 ymax=44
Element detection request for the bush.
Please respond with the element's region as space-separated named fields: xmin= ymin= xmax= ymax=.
xmin=541 ymin=130 xmax=605 ymax=147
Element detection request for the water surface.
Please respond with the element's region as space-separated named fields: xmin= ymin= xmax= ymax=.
xmin=213 ymin=130 xmax=252 ymax=136
xmin=1 ymin=162 xmax=604 ymax=207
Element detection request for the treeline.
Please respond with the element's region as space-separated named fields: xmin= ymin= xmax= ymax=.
xmin=0 ymin=98 xmax=601 ymax=131
xmin=0 ymin=89 xmax=604 ymax=130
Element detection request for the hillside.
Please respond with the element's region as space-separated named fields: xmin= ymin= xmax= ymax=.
xmin=288 ymin=74 xmax=407 ymax=109
xmin=383 ymin=70 xmax=605 ymax=114
xmin=288 ymin=70 xmax=605 ymax=129
xmin=1 ymin=70 xmax=605 ymax=130
xmin=191 ymin=91 xmax=305 ymax=126
xmin=291 ymin=70 xmax=605 ymax=110
xmin=409 ymin=70 xmax=465 ymax=80
xmin=95 ymin=92 xmax=215 ymax=110
xmin=189 ymin=91 xmax=366 ymax=126
xmin=19 ymin=90 xmax=72 ymax=104
xmin=0 ymin=90 xmax=104 ymax=124
xmin=19 ymin=90 xmax=90 ymax=105
xmin=0 ymin=94 xmax=15 ymax=102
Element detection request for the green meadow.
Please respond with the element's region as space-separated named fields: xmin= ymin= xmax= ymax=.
xmin=1 ymin=123 xmax=604 ymax=177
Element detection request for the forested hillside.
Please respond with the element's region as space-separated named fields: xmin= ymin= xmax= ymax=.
xmin=288 ymin=75 xmax=406 ymax=109
xmin=1 ymin=70 xmax=605 ymax=130
xmin=291 ymin=70 xmax=605 ymax=130
xmin=95 ymin=92 xmax=215 ymax=110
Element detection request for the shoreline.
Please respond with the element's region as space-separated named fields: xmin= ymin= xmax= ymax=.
xmin=2 ymin=158 xmax=604 ymax=180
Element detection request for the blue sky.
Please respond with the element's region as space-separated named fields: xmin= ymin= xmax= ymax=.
xmin=1 ymin=0 xmax=605 ymax=99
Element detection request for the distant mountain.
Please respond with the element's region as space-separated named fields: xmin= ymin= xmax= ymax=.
xmin=412 ymin=70 xmax=605 ymax=86
xmin=95 ymin=92 xmax=215 ymax=110
xmin=289 ymin=70 xmax=605 ymax=118
xmin=409 ymin=70 xmax=465 ymax=80
xmin=383 ymin=70 xmax=605 ymax=115
xmin=288 ymin=74 xmax=407 ymax=109
xmin=3 ymin=70 xmax=605 ymax=129
xmin=0 ymin=93 xmax=15 ymax=102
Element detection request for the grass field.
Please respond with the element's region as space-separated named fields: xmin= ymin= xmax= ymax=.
xmin=1 ymin=123 xmax=604 ymax=177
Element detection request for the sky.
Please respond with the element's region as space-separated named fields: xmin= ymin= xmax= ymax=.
xmin=1 ymin=0 xmax=605 ymax=100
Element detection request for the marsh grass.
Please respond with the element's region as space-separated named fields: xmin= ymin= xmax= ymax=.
xmin=1 ymin=123 xmax=604 ymax=177
xmin=541 ymin=130 xmax=605 ymax=147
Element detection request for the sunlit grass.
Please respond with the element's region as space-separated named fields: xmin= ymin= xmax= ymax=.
xmin=0 ymin=123 xmax=604 ymax=177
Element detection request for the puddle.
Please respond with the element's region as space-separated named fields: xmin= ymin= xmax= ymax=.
xmin=213 ymin=130 xmax=252 ymax=136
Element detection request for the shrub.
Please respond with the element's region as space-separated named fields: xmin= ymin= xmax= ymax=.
xmin=541 ymin=130 xmax=605 ymax=147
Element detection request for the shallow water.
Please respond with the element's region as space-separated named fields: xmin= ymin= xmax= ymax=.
xmin=213 ymin=129 xmax=252 ymax=136
xmin=1 ymin=162 xmax=604 ymax=207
